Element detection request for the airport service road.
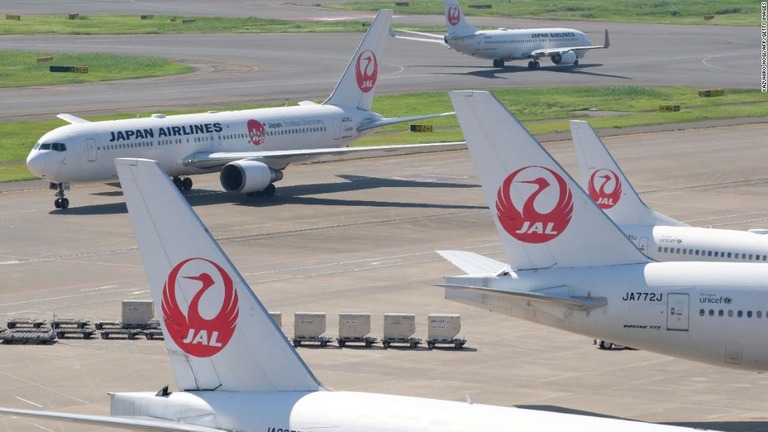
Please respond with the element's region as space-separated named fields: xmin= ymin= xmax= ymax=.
xmin=2 ymin=123 xmax=768 ymax=432
xmin=0 ymin=18 xmax=756 ymax=120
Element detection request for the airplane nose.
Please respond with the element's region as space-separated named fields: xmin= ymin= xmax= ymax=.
xmin=26 ymin=150 xmax=47 ymax=178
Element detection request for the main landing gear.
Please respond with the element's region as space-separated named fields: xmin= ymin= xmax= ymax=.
xmin=50 ymin=182 xmax=70 ymax=209
xmin=527 ymin=60 xmax=541 ymax=70
xmin=172 ymin=176 xmax=193 ymax=191
xmin=246 ymin=183 xmax=276 ymax=198
xmin=492 ymin=59 xmax=505 ymax=68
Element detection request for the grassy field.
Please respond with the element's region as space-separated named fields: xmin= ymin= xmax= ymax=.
xmin=0 ymin=14 xmax=374 ymax=36
xmin=0 ymin=51 xmax=193 ymax=87
xmin=3 ymin=86 xmax=765 ymax=182
xmin=329 ymin=0 xmax=758 ymax=26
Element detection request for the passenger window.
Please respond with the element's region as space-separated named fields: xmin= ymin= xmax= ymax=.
xmin=749 ymin=254 xmax=754 ymax=260
xmin=709 ymin=309 xmax=715 ymax=316
xmin=748 ymin=311 xmax=753 ymax=318
xmin=676 ymin=248 xmax=681 ymax=254
xmin=759 ymin=311 xmax=764 ymax=318
xmin=742 ymin=253 xmax=747 ymax=259
xmin=727 ymin=252 xmax=732 ymax=258
xmin=718 ymin=310 xmax=724 ymax=317
xmin=727 ymin=310 xmax=733 ymax=317
xmin=658 ymin=247 xmax=662 ymax=253
xmin=695 ymin=250 xmax=700 ymax=256
xmin=737 ymin=310 xmax=743 ymax=318
xmin=707 ymin=251 xmax=712 ymax=257
xmin=699 ymin=309 xmax=705 ymax=316
xmin=682 ymin=249 xmax=687 ymax=255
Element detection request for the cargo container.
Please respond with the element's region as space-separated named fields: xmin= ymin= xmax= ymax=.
xmin=337 ymin=313 xmax=376 ymax=347
xmin=426 ymin=314 xmax=465 ymax=349
xmin=292 ymin=312 xmax=331 ymax=347
xmin=122 ymin=300 xmax=154 ymax=325
xmin=382 ymin=313 xmax=420 ymax=348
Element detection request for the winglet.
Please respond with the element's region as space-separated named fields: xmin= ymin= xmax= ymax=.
xmin=116 ymin=158 xmax=322 ymax=393
xmin=449 ymin=91 xmax=649 ymax=270
xmin=323 ymin=10 xmax=392 ymax=111
xmin=603 ymin=29 xmax=610 ymax=49
xmin=57 ymin=113 xmax=89 ymax=124
xmin=570 ymin=120 xmax=687 ymax=227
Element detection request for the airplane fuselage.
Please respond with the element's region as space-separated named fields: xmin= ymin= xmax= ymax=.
xmin=111 ymin=389 xmax=696 ymax=432
xmin=446 ymin=261 xmax=768 ymax=371
xmin=26 ymin=104 xmax=373 ymax=183
xmin=623 ymin=225 xmax=768 ymax=263
xmin=445 ymin=27 xmax=590 ymax=61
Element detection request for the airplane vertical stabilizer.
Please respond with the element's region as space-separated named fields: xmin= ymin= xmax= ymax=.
xmin=444 ymin=0 xmax=478 ymax=36
xmin=116 ymin=158 xmax=322 ymax=393
xmin=570 ymin=120 xmax=688 ymax=227
xmin=323 ymin=10 xmax=391 ymax=112
xmin=449 ymin=91 xmax=649 ymax=270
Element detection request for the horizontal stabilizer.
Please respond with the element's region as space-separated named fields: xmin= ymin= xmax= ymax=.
xmin=393 ymin=29 xmax=448 ymax=45
xmin=182 ymin=141 xmax=466 ymax=170
xmin=443 ymin=279 xmax=607 ymax=311
xmin=0 ymin=407 xmax=225 ymax=432
xmin=358 ymin=111 xmax=454 ymax=131
xmin=437 ymin=250 xmax=509 ymax=275
xmin=57 ymin=113 xmax=89 ymax=124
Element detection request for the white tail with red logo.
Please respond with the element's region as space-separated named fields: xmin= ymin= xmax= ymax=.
xmin=443 ymin=0 xmax=478 ymax=36
xmin=570 ymin=120 xmax=688 ymax=227
xmin=116 ymin=158 xmax=322 ymax=393
xmin=449 ymin=91 xmax=648 ymax=270
xmin=323 ymin=9 xmax=390 ymax=112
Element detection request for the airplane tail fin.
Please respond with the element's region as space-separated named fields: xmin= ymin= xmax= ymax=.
xmin=116 ymin=158 xmax=322 ymax=393
xmin=444 ymin=0 xmax=478 ymax=36
xmin=323 ymin=10 xmax=392 ymax=112
xmin=449 ymin=91 xmax=649 ymax=270
xmin=570 ymin=120 xmax=687 ymax=227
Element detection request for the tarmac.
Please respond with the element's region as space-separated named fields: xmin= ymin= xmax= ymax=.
xmin=2 ymin=122 xmax=768 ymax=431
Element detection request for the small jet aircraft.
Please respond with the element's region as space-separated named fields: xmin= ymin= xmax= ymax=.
xmin=0 ymin=157 xmax=723 ymax=432
xmin=394 ymin=0 xmax=608 ymax=69
xmin=26 ymin=9 xmax=454 ymax=209
xmin=442 ymin=90 xmax=768 ymax=371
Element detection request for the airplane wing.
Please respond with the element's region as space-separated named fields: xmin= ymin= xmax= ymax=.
xmin=392 ymin=29 xmax=448 ymax=45
xmin=436 ymin=250 xmax=510 ymax=275
xmin=530 ymin=29 xmax=610 ymax=57
xmin=442 ymin=279 xmax=607 ymax=311
xmin=182 ymin=141 xmax=466 ymax=170
xmin=358 ymin=111 xmax=454 ymax=131
xmin=56 ymin=113 xmax=90 ymax=124
xmin=0 ymin=407 xmax=225 ymax=432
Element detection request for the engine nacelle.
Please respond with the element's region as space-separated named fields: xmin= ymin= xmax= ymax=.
xmin=220 ymin=160 xmax=283 ymax=194
xmin=551 ymin=50 xmax=577 ymax=65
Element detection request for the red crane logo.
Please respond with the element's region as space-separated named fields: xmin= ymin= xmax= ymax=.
xmin=447 ymin=4 xmax=461 ymax=26
xmin=162 ymin=258 xmax=239 ymax=358
xmin=355 ymin=50 xmax=378 ymax=93
xmin=496 ymin=166 xmax=574 ymax=243
xmin=588 ymin=168 xmax=622 ymax=209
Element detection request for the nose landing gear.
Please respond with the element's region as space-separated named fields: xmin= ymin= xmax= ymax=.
xmin=50 ymin=182 xmax=70 ymax=209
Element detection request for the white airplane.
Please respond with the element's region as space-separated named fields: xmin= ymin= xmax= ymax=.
xmin=0 ymin=157 xmax=721 ymax=432
xmin=26 ymin=10 xmax=454 ymax=210
xmin=571 ymin=120 xmax=768 ymax=265
xmin=394 ymin=0 xmax=608 ymax=69
xmin=442 ymin=90 xmax=768 ymax=371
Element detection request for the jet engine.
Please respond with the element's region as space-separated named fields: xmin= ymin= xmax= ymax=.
xmin=551 ymin=50 xmax=577 ymax=65
xmin=220 ymin=160 xmax=283 ymax=194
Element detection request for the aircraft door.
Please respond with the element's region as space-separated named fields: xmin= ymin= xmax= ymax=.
xmin=86 ymin=138 xmax=97 ymax=162
xmin=638 ymin=237 xmax=649 ymax=252
xmin=332 ymin=118 xmax=341 ymax=141
xmin=666 ymin=293 xmax=689 ymax=331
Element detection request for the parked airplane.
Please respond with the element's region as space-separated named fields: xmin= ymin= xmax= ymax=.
xmin=26 ymin=10 xmax=453 ymax=210
xmin=0 ymin=157 xmax=721 ymax=432
xmin=394 ymin=0 xmax=608 ymax=69
xmin=442 ymin=90 xmax=768 ymax=371
xmin=571 ymin=120 xmax=768 ymax=265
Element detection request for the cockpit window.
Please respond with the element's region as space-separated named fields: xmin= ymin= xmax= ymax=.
xmin=52 ymin=143 xmax=67 ymax=152
xmin=39 ymin=143 xmax=51 ymax=150
xmin=33 ymin=143 xmax=40 ymax=150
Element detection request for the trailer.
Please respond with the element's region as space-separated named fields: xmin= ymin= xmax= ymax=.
xmin=381 ymin=337 xmax=421 ymax=349
xmin=6 ymin=318 xmax=46 ymax=329
xmin=52 ymin=318 xmax=95 ymax=339
xmin=95 ymin=319 xmax=161 ymax=340
xmin=426 ymin=314 xmax=466 ymax=349
xmin=1 ymin=328 xmax=55 ymax=345
xmin=100 ymin=328 xmax=141 ymax=339
xmin=337 ymin=313 xmax=376 ymax=347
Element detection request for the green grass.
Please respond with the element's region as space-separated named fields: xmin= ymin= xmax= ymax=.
xmin=0 ymin=14 xmax=374 ymax=36
xmin=0 ymin=51 xmax=193 ymax=87
xmin=3 ymin=86 xmax=765 ymax=182
xmin=329 ymin=1 xmax=759 ymax=26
